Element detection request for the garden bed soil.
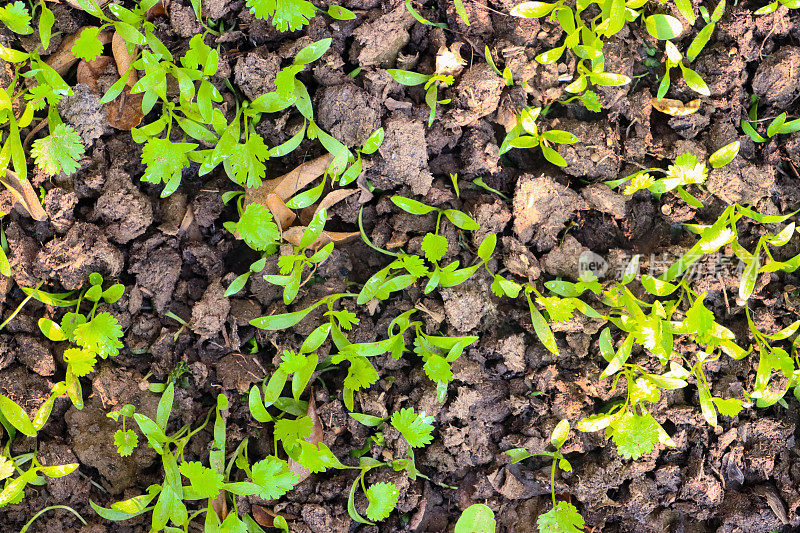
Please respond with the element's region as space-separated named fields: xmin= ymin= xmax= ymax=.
xmin=3 ymin=0 xmax=800 ymax=532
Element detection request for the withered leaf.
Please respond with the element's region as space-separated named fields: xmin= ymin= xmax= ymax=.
xmin=282 ymin=227 xmax=358 ymax=250
xmin=245 ymin=153 xmax=333 ymax=206
xmin=300 ymin=188 xmax=358 ymax=225
xmin=287 ymin=391 xmax=323 ymax=484
xmin=105 ymin=91 xmax=144 ymax=130
xmin=264 ymin=193 xmax=297 ymax=232
xmin=111 ymin=31 xmax=138 ymax=87
xmin=1 ymin=169 xmax=47 ymax=221
xmin=651 ymin=98 xmax=701 ymax=116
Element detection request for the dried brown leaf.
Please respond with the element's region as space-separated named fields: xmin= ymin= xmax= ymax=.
xmin=146 ymin=0 xmax=168 ymax=19
xmin=435 ymin=42 xmax=466 ymax=79
xmin=0 ymin=169 xmax=47 ymax=221
xmin=112 ymin=32 xmax=138 ymax=87
xmin=105 ymin=91 xmax=144 ymax=130
xmin=76 ymin=56 xmax=112 ymax=91
xmin=651 ymin=98 xmax=701 ymax=116
xmin=245 ymin=153 xmax=334 ymax=206
xmin=251 ymin=505 xmax=276 ymax=527
xmin=282 ymin=227 xmax=358 ymax=250
xmin=300 ymin=188 xmax=358 ymax=225
xmin=288 ymin=391 xmax=323 ymax=484
xmin=264 ymin=193 xmax=297 ymax=232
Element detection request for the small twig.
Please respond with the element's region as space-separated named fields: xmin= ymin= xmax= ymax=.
xmin=23 ymin=117 xmax=49 ymax=151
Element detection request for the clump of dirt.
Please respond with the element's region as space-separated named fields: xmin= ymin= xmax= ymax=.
xmin=513 ymin=173 xmax=586 ymax=251
xmin=372 ymin=114 xmax=434 ymax=195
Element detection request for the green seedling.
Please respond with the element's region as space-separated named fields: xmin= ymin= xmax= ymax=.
xmin=507 ymin=420 xmax=584 ymax=533
xmin=655 ymin=41 xmax=709 ymax=99
xmin=499 ymin=107 xmax=578 ymax=167
xmin=484 ymin=46 xmax=513 ymax=87
xmin=346 ymin=407 xmax=433 ymax=525
xmin=356 ymin=196 xmax=492 ymax=301
xmin=38 ymin=272 xmax=125 ymax=409
xmin=472 ymin=177 xmax=510 ymax=201
xmin=741 ymin=96 xmax=800 ymax=143
xmin=526 ymin=204 xmax=800 ymax=460
xmin=0 ymin=0 xmax=85 ymax=209
xmin=107 ymin=404 xmax=138 ymax=457
xmin=608 ymin=141 xmax=740 ymax=207
xmin=454 ymin=504 xmax=496 ymax=533
xmin=98 ymin=385 xmax=297 ymax=531
xmin=387 ymin=69 xmax=453 ymax=126
xmin=753 ymin=0 xmax=800 ymax=14
xmin=509 ymin=0 xmax=633 ymax=107
xmin=245 ymin=0 xmax=356 ymax=31
xmin=683 ymin=0 xmax=726 ymax=62
xmin=0 ymin=451 xmax=78 ymax=508
xmin=263 ymin=208 xmax=332 ymax=304
xmin=0 ymin=382 xmax=67 ymax=439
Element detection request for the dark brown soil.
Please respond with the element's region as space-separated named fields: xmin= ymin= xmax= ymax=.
xmin=3 ymin=1 xmax=800 ymax=532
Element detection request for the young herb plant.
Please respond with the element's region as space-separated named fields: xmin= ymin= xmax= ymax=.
xmin=506 ymin=420 xmax=585 ymax=533
xmin=37 ymin=273 xmax=125 ymax=410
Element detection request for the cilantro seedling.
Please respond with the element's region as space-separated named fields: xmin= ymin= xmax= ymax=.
xmin=387 ymin=69 xmax=454 ymax=126
xmin=98 ymin=387 xmax=297 ymax=530
xmin=608 ymin=142 xmax=740 ymax=208
xmin=37 ymin=273 xmax=125 ymax=410
xmin=655 ymin=41 xmax=710 ymax=100
xmin=506 ymin=420 xmax=584 ymax=533
xmin=356 ymin=196 xmax=486 ymax=301
xmin=499 ymin=107 xmax=578 ymax=167
xmin=0 ymin=451 xmax=78 ymax=508
xmin=261 ymin=208 xmax=332 ymax=304
xmin=107 ymin=404 xmax=138 ymax=457
xmin=741 ymin=96 xmax=800 ymax=143
xmin=509 ymin=0 xmax=632 ymax=107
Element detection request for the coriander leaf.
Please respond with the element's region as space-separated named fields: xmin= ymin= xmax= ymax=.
xmin=390 ymin=407 xmax=434 ymax=448
xmin=536 ymin=501 xmax=584 ymax=533
xmin=712 ymin=397 xmax=743 ymax=417
xmin=246 ymin=0 xmax=317 ymax=32
xmin=73 ymin=312 xmax=124 ymax=358
xmin=279 ymin=350 xmax=314 ymax=374
xmin=274 ymin=416 xmax=313 ymax=445
xmin=343 ymin=356 xmax=379 ymax=392
xmin=0 ymin=1 xmax=32 ymax=34
xmin=294 ymin=441 xmax=341 ymax=473
xmin=400 ymin=254 xmax=428 ymax=278
xmin=623 ymin=172 xmax=655 ymax=195
xmin=609 ymin=410 xmax=660 ymax=460
xmin=0 ymin=455 xmax=14 ymax=480
xmin=250 ymin=456 xmax=299 ymax=500
xmin=538 ymin=296 xmax=576 ymax=322
xmin=235 ymin=203 xmax=280 ymax=252
xmin=328 ymin=309 xmax=359 ymax=330
xmin=180 ymin=461 xmax=224 ymax=499
xmin=421 ymin=233 xmax=448 ymax=262
xmin=365 ymin=482 xmax=399 ymax=521
xmin=31 ymin=123 xmax=85 ymax=176
xmin=141 ymin=138 xmax=197 ymax=188
xmin=114 ymin=429 xmax=138 ymax=457
xmin=666 ymin=153 xmax=707 ymax=187
xmin=228 ymin=133 xmax=268 ymax=188
xmin=61 ymin=312 xmax=86 ymax=342
xmin=423 ymin=354 xmax=453 ymax=383
xmin=71 ymin=26 xmax=104 ymax=61
xmin=63 ymin=347 xmax=97 ymax=377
